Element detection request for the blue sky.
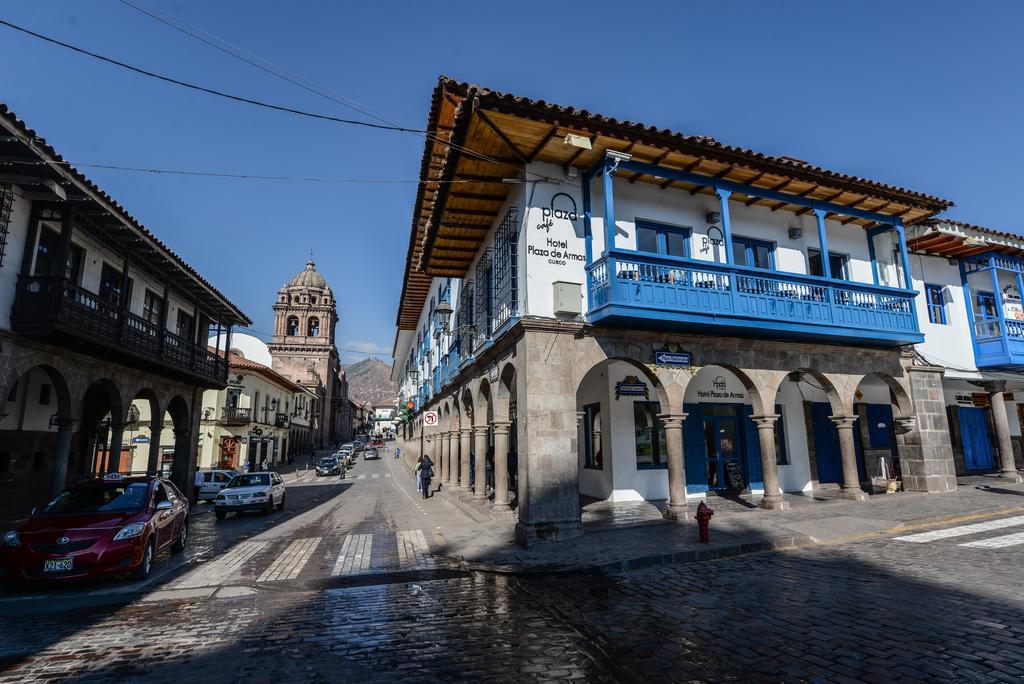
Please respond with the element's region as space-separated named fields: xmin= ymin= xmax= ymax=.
xmin=2 ymin=1 xmax=1022 ymax=363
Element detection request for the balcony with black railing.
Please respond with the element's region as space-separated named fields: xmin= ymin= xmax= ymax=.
xmin=11 ymin=275 xmax=229 ymax=385
xmin=220 ymin=406 xmax=252 ymax=425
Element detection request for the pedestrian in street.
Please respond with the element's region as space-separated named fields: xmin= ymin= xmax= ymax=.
xmin=395 ymin=447 xmax=401 ymax=460
xmin=260 ymin=458 xmax=268 ymax=472
xmin=416 ymin=455 xmax=434 ymax=499
xmin=193 ymin=468 xmax=204 ymax=505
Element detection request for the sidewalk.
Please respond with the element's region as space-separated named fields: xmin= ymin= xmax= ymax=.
xmin=422 ymin=471 xmax=1024 ymax=575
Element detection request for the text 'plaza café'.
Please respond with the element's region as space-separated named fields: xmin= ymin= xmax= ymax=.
xmin=394 ymin=77 xmax=1024 ymax=547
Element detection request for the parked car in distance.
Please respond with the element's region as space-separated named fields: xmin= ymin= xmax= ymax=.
xmin=197 ymin=470 xmax=240 ymax=501
xmin=363 ymin=448 xmax=380 ymax=460
xmin=214 ymin=472 xmax=286 ymax=519
xmin=0 ymin=473 xmax=189 ymax=582
xmin=316 ymin=457 xmax=340 ymax=477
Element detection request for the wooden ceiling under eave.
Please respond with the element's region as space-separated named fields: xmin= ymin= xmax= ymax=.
xmin=419 ymin=108 xmax=946 ymax=279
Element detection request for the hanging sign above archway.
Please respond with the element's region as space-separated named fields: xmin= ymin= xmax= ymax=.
xmin=655 ymin=343 xmax=691 ymax=368
xmin=615 ymin=375 xmax=649 ymax=400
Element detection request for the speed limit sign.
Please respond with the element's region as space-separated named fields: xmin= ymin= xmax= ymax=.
xmin=423 ymin=411 xmax=439 ymax=426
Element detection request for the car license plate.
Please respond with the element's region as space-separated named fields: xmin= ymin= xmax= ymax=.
xmin=43 ymin=558 xmax=73 ymax=572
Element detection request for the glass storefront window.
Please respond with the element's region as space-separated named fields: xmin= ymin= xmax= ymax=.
xmin=634 ymin=401 xmax=667 ymax=469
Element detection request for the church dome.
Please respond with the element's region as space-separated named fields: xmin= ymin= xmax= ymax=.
xmin=288 ymin=260 xmax=328 ymax=289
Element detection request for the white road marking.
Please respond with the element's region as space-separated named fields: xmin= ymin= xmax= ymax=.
xmin=396 ymin=530 xmax=433 ymax=570
xmin=385 ymin=473 xmax=392 ymax=479
xmin=172 ymin=541 xmax=268 ymax=589
xmin=895 ymin=516 xmax=1024 ymax=543
xmin=331 ymin=534 xmax=373 ymax=576
xmin=257 ymin=537 xmax=322 ymax=582
xmin=960 ymin=531 xmax=1024 ymax=549
xmin=357 ymin=474 xmax=366 ymax=480
xmin=372 ymin=474 xmax=380 ymax=479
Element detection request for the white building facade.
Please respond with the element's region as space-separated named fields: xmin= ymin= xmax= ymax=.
xmin=393 ymin=78 xmax=1018 ymax=547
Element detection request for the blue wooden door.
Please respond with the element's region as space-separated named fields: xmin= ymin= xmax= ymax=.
xmin=811 ymin=403 xmax=843 ymax=484
xmin=958 ymin=406 xmax=995 ymax=471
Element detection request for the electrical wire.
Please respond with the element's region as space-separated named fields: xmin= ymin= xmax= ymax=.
xmin=3 ymin=157 xmax=532 ymax=184
xmin=1 ymin=16 xmax=563 ymax=186
xmin=0 ymin=18 xmax=422 ymax=133
xmin=111 ymin=2 xmax=562 ymax=181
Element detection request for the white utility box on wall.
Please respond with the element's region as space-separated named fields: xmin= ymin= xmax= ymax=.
xmin=553 ymin=281 xmax=583 ymax=317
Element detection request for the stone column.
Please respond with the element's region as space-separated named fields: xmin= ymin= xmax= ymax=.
xmin=986 ymin=382 xmax=1023 ymax=482
xmin=491 ymin=420 xmax=511 ymax=512
xmin=831 ymin=416 xmax=867 ymax=501
xmin=439 ymin=430 xmax=449 ymax=484
xmin=751 ymin=414 xmax=789 ymax=510
xmin=106 ymin=421 xmax=125 ymax=474
xmin=473 ymin=425 xmax=489 ymax=502
xmin=902 ymin=363 xmax=957 ymax=492
xmin=658 ymin=413 xmax=689 ymax=521
xmin=147 ymin=414 xmax=164 ymax=474
xmin=446 ymin=430 xmax=457 ymax=486
xmin=50 ymin=419 xmax=76 ymax=496
xmin=459 ymin=427 xmax=473 ymax=492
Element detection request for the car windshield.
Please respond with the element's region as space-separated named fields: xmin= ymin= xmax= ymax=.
xmin=228 ymin=474 xmax=270 ymax=488
xmin=42 ymin=482 xmax=150 ymax=515
xmin=319 ymin=458 xmax=337 ymax=466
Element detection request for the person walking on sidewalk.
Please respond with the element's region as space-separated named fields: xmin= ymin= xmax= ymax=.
xmin=193 ymin=468 xmax=204 ymax=505
xmin=416 ymin=455 xmax=434 ymax=499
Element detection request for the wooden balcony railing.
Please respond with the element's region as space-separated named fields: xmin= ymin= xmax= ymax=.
xmin=587 ymin=250 xmax=923 ymax=346
xmin=12 ymin=275 xmax=229 ymax=385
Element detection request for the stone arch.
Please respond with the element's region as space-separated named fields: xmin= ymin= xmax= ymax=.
xmin=855 ymin=372 xmax=913 ymax=419
xmin=494 ymin=361 xmax=517 ymax=422
xmin=78 ymin=379 xmax=126 ymax=474
xmin=2 ymin=363 xmax=73 ymax=425
xmin=286 ymin=315 xmax=299 ymax=336
xmin=475 ymin=378 xmax=493 ymax=424
xmin=773 ymin=368 xmax=844 ymax=416
xmin=684 ymin=363 xmax=769 ymax=416
xmin=307 ymin=316 xmax=320 ymax=337
xmin=460 ymin=385 xmax=476 ymax=427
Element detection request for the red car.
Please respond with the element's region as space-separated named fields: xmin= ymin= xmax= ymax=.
xmin=0 ymin=473 xmax=189 ymax=583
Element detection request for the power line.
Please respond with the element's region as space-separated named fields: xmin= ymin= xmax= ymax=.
xmin=0 ymin=18 xmax=423 ymax=134
xmin=110 ymin=2 xmax=558 ymax=178
xmin=4 ymin=157 xmax=526 ymax=184
xmin=116 ymin=0 xmax=397 ymax=129
xmin=0 ymin=17 xmax=522 ymax=174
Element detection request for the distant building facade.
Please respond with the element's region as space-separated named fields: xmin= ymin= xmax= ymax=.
xmin=268 ymin=260 xmax=351 ymax=447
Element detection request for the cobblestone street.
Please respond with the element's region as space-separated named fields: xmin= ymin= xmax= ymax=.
xmin=4 ymin=451 xmax=1024 ymax=682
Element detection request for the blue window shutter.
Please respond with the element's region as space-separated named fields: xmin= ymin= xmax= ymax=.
xmin=683 ymin=403 xmax=707 ymax=493
xmin=742 ymin=405 xmax=764 ymax=490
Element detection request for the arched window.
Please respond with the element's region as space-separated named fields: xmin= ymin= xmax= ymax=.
xmin=286 ymin=316 xmax=299 ymax=336
xmin=308 ymin=317 xmax=320 ymax=337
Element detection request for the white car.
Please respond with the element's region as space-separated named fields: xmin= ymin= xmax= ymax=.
xmin=196 ymin=469 xmax=239 ymax=502
xmin=214 ymin=472 xmax=286 ymax=519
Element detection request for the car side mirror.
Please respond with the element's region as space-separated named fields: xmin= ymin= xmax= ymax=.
xmin=156 ymin=500 xmax=174 ymax=511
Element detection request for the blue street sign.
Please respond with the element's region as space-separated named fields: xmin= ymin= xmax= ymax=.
xmin=655 ymin=350 xmax=691 ymax=367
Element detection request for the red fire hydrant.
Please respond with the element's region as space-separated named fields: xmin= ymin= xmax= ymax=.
xmin=696 ymin=501 xmax=714 ymax=544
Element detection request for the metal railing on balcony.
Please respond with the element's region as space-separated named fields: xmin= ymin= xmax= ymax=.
xmin=220 ymin=406 xmax=251 ymax=424
xmin=12 ymin=275 xmax=229 ymax=384
xmin=588 ymin=250 xmax=921 ymax=346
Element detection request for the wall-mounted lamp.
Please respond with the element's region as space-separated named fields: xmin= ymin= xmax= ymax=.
xmin=788 ymin=227 xmax=803 ymax=240
xmin=705 ymin=211 xmax=721 ymax=225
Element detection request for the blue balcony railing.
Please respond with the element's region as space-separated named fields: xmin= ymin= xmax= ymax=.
xmin=432 ymin=367 xmax=441 ymax=395
xmin=587 ymin=249 xmax=922 ymax=346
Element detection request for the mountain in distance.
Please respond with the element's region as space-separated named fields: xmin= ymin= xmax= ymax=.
xmin=343 ymin=358 xmax=396 ymax=407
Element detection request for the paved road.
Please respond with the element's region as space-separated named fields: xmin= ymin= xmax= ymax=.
xmin=4 ymin=449 xmax=1024 ymax=682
